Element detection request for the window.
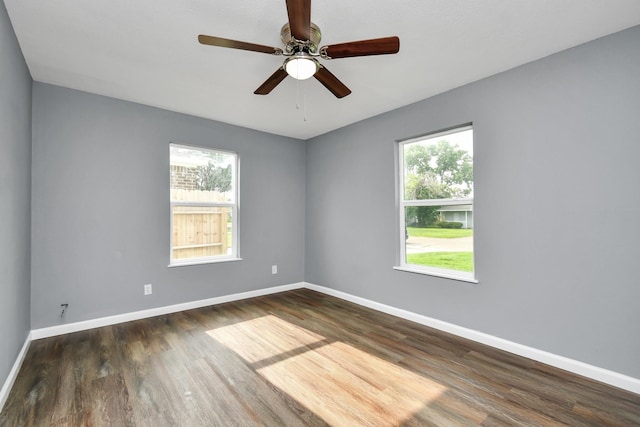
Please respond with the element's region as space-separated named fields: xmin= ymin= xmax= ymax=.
xmin=397 ymin=125 xmax=475 ymax=282
xmin=170 ymin=143 xmax=239 ymax=266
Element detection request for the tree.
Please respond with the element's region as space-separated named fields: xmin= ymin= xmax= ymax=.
xmin=196 ymin=161 xmax=232 ymax=193
xmin=404 ymin=140 xmax=472 ymax=227
xmin=405 ymin=172 xmax=448 ymax=226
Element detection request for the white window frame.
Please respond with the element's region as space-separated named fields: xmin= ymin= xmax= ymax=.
xmin=395 ymin=125 xmax=476 ymax=283
xmin=169 ymin=144 xmax=241 ymax=267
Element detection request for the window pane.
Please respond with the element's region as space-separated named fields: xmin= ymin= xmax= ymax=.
xmin=172 ymin=206 xmax=233 ymax=259
xmin=170 ymin=145 xmax=235 ymax=203
xmin=403 ymin=128 xmax=473 ymax=201
xmin=404 ymin=206 xmax=473 ymax=273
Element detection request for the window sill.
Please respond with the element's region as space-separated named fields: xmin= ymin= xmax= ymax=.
xmin=393 ymin=266 xmax=478 ymax=284
xmin=168 ymin=257 xmax=243 ymax=268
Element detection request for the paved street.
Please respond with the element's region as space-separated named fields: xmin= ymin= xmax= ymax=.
xmin=405 ymin=236 xmax=473 ymax=254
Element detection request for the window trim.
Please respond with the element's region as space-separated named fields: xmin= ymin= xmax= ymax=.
xmin=396 ymin=125 xmax=476 ymax=283
xmin=169 ymin=143 xmax=240 ymax=267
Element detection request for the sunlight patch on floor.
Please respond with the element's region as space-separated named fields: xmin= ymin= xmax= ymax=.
xmin=207 ymin=315 xmax=448 ymax=425
xmin=206 ymin=315 xmax=325 ymax=363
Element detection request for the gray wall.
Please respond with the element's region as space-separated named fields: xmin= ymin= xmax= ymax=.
xmin=0 ymin=0 xmax=32 ymax=389
xmin=306 ymin=26 xmax=640 ymax=378
xmin=31 ymin=84 xmax=305 ymax=328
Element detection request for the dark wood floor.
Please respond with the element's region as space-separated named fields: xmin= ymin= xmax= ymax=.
xmin=1 ymin=289 xmax=639 ymax=426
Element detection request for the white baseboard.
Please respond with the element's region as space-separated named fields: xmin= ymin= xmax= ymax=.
xmin=30 ymin=282 xmax=306 ymax=340
xmin=7 ymin=280 xmax=639 ymax=404
xmin=0 ymin=332 xmax=32 ymax=412
xmin=303 ymin=282 xmax=640 ymax=395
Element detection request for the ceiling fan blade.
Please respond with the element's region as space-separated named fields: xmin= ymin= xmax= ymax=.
xmin=321 ymin=36 xmax=400 ymax=59
xmin=254 ymin=67 xmax=289 ymax=95
xmin=198 ymin=35 xmax=282 ymax=55
xmin=286 ymin=0 xmax=311 ymax=41
xmin=314 ymin=66 xmax=351 ymax=98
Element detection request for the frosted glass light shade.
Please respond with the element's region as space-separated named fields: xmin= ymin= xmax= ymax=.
xmin=285 ymin=57 xmax=318 ymax=80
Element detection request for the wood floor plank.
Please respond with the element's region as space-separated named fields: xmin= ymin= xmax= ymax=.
xmin=90 ymin=372 xmax=134 ymax=426
xmin=2 ymin=289 xmax=639 ymax=426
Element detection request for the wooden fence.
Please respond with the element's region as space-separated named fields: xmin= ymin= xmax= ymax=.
xmin=171 ymin=189 xmax=231 ymax=260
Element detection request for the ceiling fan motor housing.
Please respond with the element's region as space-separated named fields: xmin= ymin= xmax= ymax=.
xmin=281 ymin=23 xmax=322 ymax=53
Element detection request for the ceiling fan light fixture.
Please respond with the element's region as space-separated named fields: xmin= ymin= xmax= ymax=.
xmin=284 ymin=54 xmax=318 ymax=80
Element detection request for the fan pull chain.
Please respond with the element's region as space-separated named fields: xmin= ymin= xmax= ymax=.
xmin=295 ymin=79 xmax=308 ymax=122
xmin=303 ymin=84 xmax=308 ymax=122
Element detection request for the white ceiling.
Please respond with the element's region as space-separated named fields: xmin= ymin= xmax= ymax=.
xmin=4 ymin=0 xmax=640 ymax=140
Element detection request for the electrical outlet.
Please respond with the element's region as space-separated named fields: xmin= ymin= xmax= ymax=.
xmin=144 ymin=284 xmax=152 ymax=295
xmin=272 ymin=265 xmax=278 ymax=274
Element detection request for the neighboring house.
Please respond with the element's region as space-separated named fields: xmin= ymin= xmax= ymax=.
xmin=438 ymin=204 xmax=473 ymax=229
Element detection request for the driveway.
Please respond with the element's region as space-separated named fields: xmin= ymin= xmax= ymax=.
xmin=405 ymin=236 xmax=473 ymax=254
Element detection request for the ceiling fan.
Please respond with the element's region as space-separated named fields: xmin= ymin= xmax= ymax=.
xmin=198 ymin=0 xmax=400 ymax=98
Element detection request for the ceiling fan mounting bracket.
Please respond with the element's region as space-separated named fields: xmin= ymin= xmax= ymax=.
xmin=318 ymin=46 xmax=331 ymax=60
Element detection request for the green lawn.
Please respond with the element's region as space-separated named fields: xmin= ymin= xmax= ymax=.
xmin=407 ymin=252 xmax=474 ymax=272
xmin=407 ymin=227 xmax=472 ymax=239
